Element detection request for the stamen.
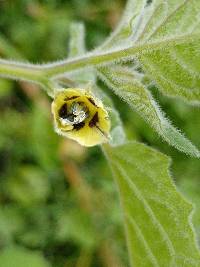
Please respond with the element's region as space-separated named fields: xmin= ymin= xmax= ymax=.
xmin=59 ymin=101 xmax=89 ymax=126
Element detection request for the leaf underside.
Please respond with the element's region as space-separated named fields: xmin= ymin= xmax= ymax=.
xmin=64 ymin=3 xmax=200 ymax=267
xmin=99 ymin=3 xmax=200 ymax=265
xmin=98 ymin=65 xmax=200 ymax=158
xmin=97 ymin=0 xmax=200 ymax=157
xmin=104 ymin=142 xmax=200 ymax=267
xmin=101 ymin=0 xmax=200 ymax=104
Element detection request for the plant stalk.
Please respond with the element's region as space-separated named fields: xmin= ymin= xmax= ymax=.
xmin=0 ymin=33 xmax=198 ymax=85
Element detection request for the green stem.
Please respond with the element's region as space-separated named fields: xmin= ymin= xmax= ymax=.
xmin=0 ymin=33 xmax=198 ymax=85
xmin=0 ymin=59 xmax=47 ymax=85
xmin=43 ymin=34 xmax=195 ymax=76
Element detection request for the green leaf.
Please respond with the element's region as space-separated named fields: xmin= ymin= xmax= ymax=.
xmin=104 ymin=141 xmax=200 ymax=267
xmin=139 ymin=38 xmax=200 ymax=104
xmin=98 ymin=65 xmax=200 ymax=157
xmin=68 ymin=22 xmax=86 ymax=58
xmin=100 ymin=0 xmax=146 ymax=49
xmin=0 ymin=246 xmax=51 ymax=267
xmin=102 ymin=0 xmax=200 ymax=104
xmin=178 ymin=178 xmax=200 ymax=234
xmin=67 ymin=22 xmax=95 ymax=87
xmin=136 ymin=0 xmax=200 ymax=104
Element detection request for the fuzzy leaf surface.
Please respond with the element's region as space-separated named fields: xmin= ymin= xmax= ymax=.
xmin=104 ymin=141 xmax=200 ymax=267
xmin=98 ymin=65 xmax=200 ymax=157
xmin=102 ymin=0 xmax=200 ymax=104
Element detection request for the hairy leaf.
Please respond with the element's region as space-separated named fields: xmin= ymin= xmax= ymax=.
xmin=100 ymin=0 xmax=146 ymax=49
xmin=68 ymin=22 xmax=86 ymax=58
xmin=98 ymin=65 xmax=200 ymax=157
xmin=104 ymin=141 xmax=200 ymax=267
xmin=101 ymin=0 xmax=200 ymax=104
xmin=67 ymin=22 xmax=95 ymax=87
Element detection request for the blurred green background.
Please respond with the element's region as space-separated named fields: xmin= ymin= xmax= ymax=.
xmin=0 ymin=1 xmax=200 ymax=266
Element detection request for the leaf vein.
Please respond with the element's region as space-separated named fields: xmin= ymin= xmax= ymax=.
xmin=114 ymin=163 xmax=176 ymax=263
xmin=127 ymin=214 xmax=160 ymax=267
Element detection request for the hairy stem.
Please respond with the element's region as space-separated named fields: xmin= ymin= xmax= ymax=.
xmin=0 ymin=59 xmax=48 ymax=86
xmin=43 ymin=33 xmax=197 ymax=76
xmin=0 ymin=33 xmax=198 ymax=85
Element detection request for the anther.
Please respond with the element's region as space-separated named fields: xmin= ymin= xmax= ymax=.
xmin=59 ymin=101 xmax=89 ymax=126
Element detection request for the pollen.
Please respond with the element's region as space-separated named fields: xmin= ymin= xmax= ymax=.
xmin=51 ymin=88 xmax=111 ymax=147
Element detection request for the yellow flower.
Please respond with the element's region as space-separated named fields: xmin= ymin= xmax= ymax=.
xmin=52 ymin=88 xmax=111 ymax=147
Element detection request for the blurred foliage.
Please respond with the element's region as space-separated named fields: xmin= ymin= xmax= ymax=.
xmin=0 ymin=0 xmax=200 ymax=266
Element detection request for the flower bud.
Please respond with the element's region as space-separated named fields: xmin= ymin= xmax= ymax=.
xmin=52 ymin=88 xmax=111 ymax=147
